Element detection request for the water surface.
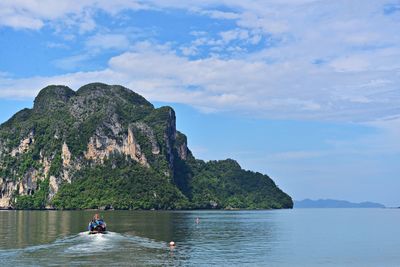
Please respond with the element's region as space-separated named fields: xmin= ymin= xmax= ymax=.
xmin=0 ymin=209 xmax=399 ymax=266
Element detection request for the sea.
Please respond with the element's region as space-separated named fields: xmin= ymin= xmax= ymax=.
xmin=0 ymin=209 xmax=399 ymax=266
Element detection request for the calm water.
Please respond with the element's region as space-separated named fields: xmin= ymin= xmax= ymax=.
xmin=0 ymin=209 xmax=399 ymax=266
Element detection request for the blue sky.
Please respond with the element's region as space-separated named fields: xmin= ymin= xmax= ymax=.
xmin=0 ymin=0 xmax=399 ymax=206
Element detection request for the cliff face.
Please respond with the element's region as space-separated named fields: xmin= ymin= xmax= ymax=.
xmin=0 ymin=83 xmax=293 ymax=210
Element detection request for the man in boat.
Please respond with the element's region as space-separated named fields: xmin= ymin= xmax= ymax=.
xmin=88 ymin=213 xmax=107 ymax=233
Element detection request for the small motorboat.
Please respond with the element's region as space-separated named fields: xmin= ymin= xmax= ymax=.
xmin=88 ymin=214 xmax=107 ymax=234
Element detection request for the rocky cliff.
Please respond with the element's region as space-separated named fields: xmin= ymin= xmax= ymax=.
xmin=0 ymin=83 xmax=293 ymax=210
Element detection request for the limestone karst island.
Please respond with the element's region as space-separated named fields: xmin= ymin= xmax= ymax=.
xmin=0 ymin=83 xmax=292 ymax=210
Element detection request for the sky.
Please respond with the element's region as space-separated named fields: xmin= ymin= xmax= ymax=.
xmin=0 ymin=0 xmax=399 ymax=206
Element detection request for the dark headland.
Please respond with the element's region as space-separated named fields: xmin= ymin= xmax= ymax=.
xmin=295 ymin=199 xmax=385 ymax=208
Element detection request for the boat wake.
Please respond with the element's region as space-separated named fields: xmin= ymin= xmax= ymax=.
xmin=64 ymin=231 xmax=166 ymax=253
xmin=0 ymin=232 xmax=169 ymax=266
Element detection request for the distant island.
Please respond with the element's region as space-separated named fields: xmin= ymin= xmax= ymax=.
xmin=0 ymin=83 xmax=292 ymax=210
xmin=294 ymin=199 xmax=385 ymax=208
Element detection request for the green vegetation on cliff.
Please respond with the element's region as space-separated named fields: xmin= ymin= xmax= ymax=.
xmin=52 ymin=155 xmax=189 ymax=210
xmin=190 ymin=159 xmax=293 ymax=209
xmin=0 ymin=83 xmax=293 ymax=210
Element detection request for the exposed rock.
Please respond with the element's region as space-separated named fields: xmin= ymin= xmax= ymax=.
xmin=104 ymin=114 xmax=123 ymax=136
xmin=178 ymin=143 xmax=188 ymax=160
xmin=164 ymin=108 xmax=176 ymax=173
xmin=123 ymin=128 xmax=138 ymax=160
xmin=48 ymin=175 xmax=58 ymax=199
xmin=0 ymin=180 xmax=17 ymax=208
xmin=41 ymin=156 xmax=51 ymax=177
xmin=84 ymin=127 xmax=149 ymax=167
xmin=0 ymin=140 xmax=4 ymax=158
xmin=62 ymin=169 xmax=71 ymax=183
xmin=1 ymin=169 xmax=49 ymax=208
xmin=18 ymin=168 xmax=40 ymax=195
xmin=11 ymin=131 xmax=34 ymax=157
xmin=61 ymin=142 xmax=72 ymax=167
xmin=133 ymin=122 xmax=160 ymax=155
xmin=85 ymin=136 xmax=115 ymax=162
xmin=0 ymin=195 xmax=11 ymax=208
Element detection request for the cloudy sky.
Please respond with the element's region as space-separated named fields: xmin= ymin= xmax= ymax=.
xmin=0 ymin=0 xmax=399 ymax=206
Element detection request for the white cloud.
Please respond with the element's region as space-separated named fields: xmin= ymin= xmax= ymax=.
xmin=220 ymin=29 xmax=249 ymax=43
xmin=53 ymin=54 xmax=92 ymax=71
xmin=330 ymin=56 xmax=371 ymax=72
xmin=0 ymin=72 xmax=10 ymax=78
xmin=0 ymin=0 xmax=147 ymax=31
xmin=180 ymin=46 xmax=198 ymax=56
xmin=46 ymin=42 xmax=69 ymax=49
xmin=78 ymin=10 xmax=96 ymax=34
xmin=361 ymin=116 xmax=400 ymax=152
xmin=195 ymin=9 xmax=240 ymax=20
xmin=52 ymin=32 xmax=137 ymax=71
xmin=85 ymin=34 xmax=130 ymax=51
xmin=0 ymin=14 xmax=43 ymax=30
